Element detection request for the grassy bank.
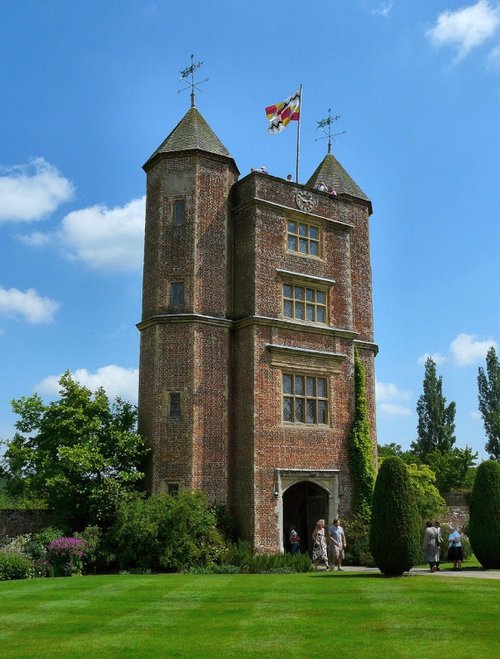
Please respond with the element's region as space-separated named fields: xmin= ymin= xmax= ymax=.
xmin=0 ymin=571 xmax=498 ymax=658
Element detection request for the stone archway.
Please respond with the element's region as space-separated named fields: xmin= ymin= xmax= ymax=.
xmin=275 ymin=469 xmax=340 ymax=554
xmin=283 ymin=481 xmax=328 ymax=554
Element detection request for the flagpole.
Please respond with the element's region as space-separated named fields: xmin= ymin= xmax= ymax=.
xmin=295 ymin=84 xmax=302 ymax=183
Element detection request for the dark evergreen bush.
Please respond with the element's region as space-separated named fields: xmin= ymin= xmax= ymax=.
xmin=469 ymin=460 xmax=500 ymax=568
xmin=370 ymin=457 xmax=421 ymax=575
xmin=344 ymin=514 xmax=375 ymax=567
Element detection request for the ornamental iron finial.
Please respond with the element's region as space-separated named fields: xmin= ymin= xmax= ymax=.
xmin=178 ymin=54 xmax=208 ymax=108
xmin=315 ymin=107 xmax=346 ymax=154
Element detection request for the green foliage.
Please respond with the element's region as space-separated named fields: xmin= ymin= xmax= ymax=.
xmin=110 ymin=491 xmax=226 ymax=572
xmin=426 ymin=447 xmax=478 ymax=492
xmin=26 ymin=526 xmax=66 ymax=577
xmin=412 ymin=357 xmax=456 ymax=460
xmin=377 ymin=443 xmax=415 ymax=464
xmin=245 ymin=552 xmax=311 ymax=573
xmin=469 ymin=460 xmax=500 ymax=568
xmin=343 ymin=514 xmax=375 ymax=566
xmin=0 ymin=551 xmax=34 ymax=580
xmin=477 ymin=347 xmax=500 ymax=461
xmin=46 ymin=537 xmax=87 ymax=577
xmin=405 ymin=463 xmax=446 ymax=520
xmin=370 ymin=457 xmax=421 ymax=575
xmin=348 ymin=349 xmax=376 ymax=519
xmin=1 ymin=371 xmax=149 ymax=530
xmin=74 ymin=525 xmax=103 ymax=574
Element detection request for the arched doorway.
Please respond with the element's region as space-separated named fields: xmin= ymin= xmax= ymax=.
xmin=282 ymin=481 xmax=329 ymax=554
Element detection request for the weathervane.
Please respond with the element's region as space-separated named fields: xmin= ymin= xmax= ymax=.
xmin=179 ymin=54 xmax=208 ymax=108
xmin=315 ymin=108 xmax=346 ymax=154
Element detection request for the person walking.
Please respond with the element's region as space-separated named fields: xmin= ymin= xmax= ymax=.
xmin=312 ymin=519 xmax=329 ymax=570
xmin=423 ymin=521 xmax=439 ymax=572
xmin=447 ymin=525 xmax=463 ymax=571
xmin=434 ymin=521 xmax=443 ymax=570
xmin=328 ymin=518 xmax=347 ymax=571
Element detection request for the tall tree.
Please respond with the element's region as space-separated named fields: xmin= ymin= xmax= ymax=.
xmin=2 ymin=371 xmax=149 ymax=530
xmin=348 ymin=349 xmax=376 ymax=519
xmin=477 ymin=346 xmax=500 ymax=461
xmin=411 ymin=357 xmax=456 ymax=460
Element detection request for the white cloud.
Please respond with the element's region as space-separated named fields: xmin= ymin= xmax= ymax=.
xmin=426 ymin=1 xmax=500 ymax=62
xmin=450 ymin=333 xmax=498 ymax=365
xmin=0 ymin=286 xmax=59 ymax=323
xmin=0 ymin=158 xmax=74 ymax=223
xmin=371 ymin=1 xmax=394 ymax=17
xmin=36 ymin=365 xmax=139 ymax=403
xmin=379 ymin=403 xmax=412 ymax=417
xmin=58 ymin=196 xmax=145 ymax=271
xmin=417 ymin=352 xmax=447 ymax=366
xmin=470 ymin=410 xmax=482 ymax=420
xmin=16 ymin=231 xmax=51 ymax=247
xmin=487 ymin=42 xmax=500 ymax=66
xmin=376 ymin=381 xmax=411 ymax=402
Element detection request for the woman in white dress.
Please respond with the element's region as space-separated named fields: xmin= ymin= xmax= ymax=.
xmin=312 ymin=519 xmax=329 ymax=569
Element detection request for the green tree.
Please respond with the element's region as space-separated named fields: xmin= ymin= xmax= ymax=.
xmin=377 ymin=443 xmax=416 ymax=464
xmin=469 ymin=460 xmax=500 ymax=569
xmin=477 ymin=347 xmax=500 ymax=461
xmin=348 ymin=349 xmax=376 ymax=519
xmin=1 ymin=372 xmax=149 ymax=530
xmin=369 ymin=457 xmax=421 ymax=575
xmin=426 ymin=446 xmax=478 ymax=493
xmin=405 ymin=463 xmax=446 ymax=521
xmin=412 ymin=357 xmax=456 ymax=460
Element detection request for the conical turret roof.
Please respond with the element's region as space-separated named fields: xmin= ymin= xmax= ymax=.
xmin=307 ymin=153 xmax=370 ymax=205
xmin=143 ymin=107 xmax=236 ymax=171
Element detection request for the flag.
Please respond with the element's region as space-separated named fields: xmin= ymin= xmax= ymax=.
xmin=265 ymin=89 xmax=301 ymax=134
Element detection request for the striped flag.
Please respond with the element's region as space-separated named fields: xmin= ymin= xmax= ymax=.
xmin=265 ymin=89 xmax=301 ymax=134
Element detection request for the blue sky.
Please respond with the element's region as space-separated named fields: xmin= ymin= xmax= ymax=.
xmin=0 ymin=1 xmax=498 ymax=461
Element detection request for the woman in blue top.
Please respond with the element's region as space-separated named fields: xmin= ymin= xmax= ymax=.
xmin=447 ymin=526 xmax=463 ymax=571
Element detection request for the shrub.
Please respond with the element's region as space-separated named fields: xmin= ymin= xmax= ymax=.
xmin=46 ymin=537 xmax=87 ymax=576
xmin=26 ymin=526 xmax=66 ymax=577
xmin=110 ymin=491 xmax=225 ymax=572
xmin=469 ymin=460 xmax=500 ymax=568
xmin=343 ymin=515 xmax=375 ymax=567
xmin=0 ymin=551 xmax=34 ymax=580
xmin=370 ymin=457 xmax=421 ymax=575
xmin=74 ymin=525 xmax=103 ymax=574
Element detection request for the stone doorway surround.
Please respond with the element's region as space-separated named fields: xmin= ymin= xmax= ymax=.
xmin=274 ymin=468 xmax=340 ymax=554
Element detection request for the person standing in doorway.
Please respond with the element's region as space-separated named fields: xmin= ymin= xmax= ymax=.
xmin=327 ymin=518 xmax=347 ymax=571
xmin=289 ymin=525 xmax=300 ymax=555
xmin=312 ymin=519 xmax=329 ymax=570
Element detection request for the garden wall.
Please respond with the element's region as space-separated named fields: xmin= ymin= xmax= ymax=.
xmin=0 ymin=510 xmax=53 ymax=539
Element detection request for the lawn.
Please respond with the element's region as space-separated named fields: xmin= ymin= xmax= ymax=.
xmin=0 ymin=571 xmax=498 ymax=658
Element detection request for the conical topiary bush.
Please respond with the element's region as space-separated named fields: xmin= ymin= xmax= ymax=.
xmin=370 ymin=457 xmax=421 ymax=575
xmin=469 ymin=460 xmax=500 ymax=569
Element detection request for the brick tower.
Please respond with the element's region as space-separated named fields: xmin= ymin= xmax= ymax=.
xmin=138 ymin=104 xmax=377 ymax=553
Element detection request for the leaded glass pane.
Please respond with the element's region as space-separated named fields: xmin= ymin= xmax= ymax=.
xmin=310 ymin=241 xmax=319 ymax=256
xmin=284 ymin=300 xmax=293 ymax=317
xmin=316 ymin=291 xmax=325 ymax=304
xmin=295 ymin=375 xmax=304 ymax=395
xmin=317 ymin=307 xmax=326 ymax=323
xmin=283 ymin=397 xmax=293 ymax=422
xmin=294 ymin=287 xmax=304 ymax=300
xmin=283 ymin=284 xmax=293 ymax=298
xmin=288 ymin=221 xmax=296 ymax=233
xmin=298 ymin=223 xmax=307 ymax=236
xmin=318 ymin=400 xmax=328 ymax=424
xmin=295 ymin=302 xmax=304 ymax=319
xmin=288 ymin=235 xmax=297 ymax=251
xmin=299 ymin=238 xmax=308 ymax=253
xmin=306 ymin=399 xmax=315 ymax=424
xmin=306 ymin=304 xmax=314 ymax=321
xmin=283 ymin=374 xmax=293 ymax=394
xmin=306 ymin=377 xmax=314 ymax=396
xmin=309 ymin=226 xmax=318 ymax=239
xmin=317 ymin=378 xmax=327 ymax=398
xmin=295 ymin=398 xmax=305 ymax=422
